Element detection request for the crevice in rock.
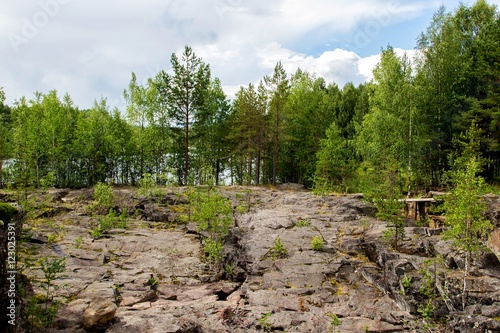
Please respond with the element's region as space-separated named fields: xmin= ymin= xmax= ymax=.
xmin=215 ymin=290 xmax=230 ymax=301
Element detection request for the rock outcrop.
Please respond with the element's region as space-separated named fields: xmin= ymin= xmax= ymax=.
xmin=82 ymin=298 xmax=117 ymax=331
xmin=5 ymin=186 xmax=500 ymax=332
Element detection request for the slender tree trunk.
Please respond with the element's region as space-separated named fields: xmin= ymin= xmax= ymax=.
xmin=215 ymin=158 xmax=220 ymax=186
xmin=462 ymin=250 xmax=469 ymax=311
xmin=407 ymin=94 xmax=412 ymax=198
xmin=256 ymin=147 xmax=261 ymax=185
xmin=462 ymin=218 xmax=472 ymax=311
xmin=36 ymin=159 xmax=40 ymax=188
xmin=185 ymin=106 xmax=189 ymax=185
xmin=273 ymin=112 xmax=278 ymax=186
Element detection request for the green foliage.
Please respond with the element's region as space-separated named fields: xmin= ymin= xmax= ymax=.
xmin=444 ymin=154 xmax=492 ymax=256
xmin=112 ymin=284 xmax=123 ymax=305
xmin=3 ymin=0 xmax=500 ymax=191
xmin=91 ymin=209 xmax=128 ymax=238
xmin=443 ymin=126 xmax=493 ymax=310
xmin=296 ymin=219 xmax=311 ymax=227
xmin=401 ymin=274 xmax=412 ymax=295
xmin=26 ymin=297 xmax=60 ymax=330
xmin=327 ymin=313 xmax=342 ymax=333
xmin=192 ymin=186 xmax=233 ymax=263
xmin=27 ymin=256 xmax=66 ymax=329
xmin=138 ymin=173 xmax=164 ymax=199
xmin=419 ymin=255 xmax=447 ymax=303
xmin=363 ymin=159 xmax=406 ymax=250
xmin=39 ymin=171 xmax=56 ymax=191
xmin=202 ymin=238 xmax=223 ymax=262
xmin=417 ymin=299 xmax=435 ymax=319
xmin=73 ymin=236 xmax=83 ymax=249
xmin=146 ymin=275 xmax=158 ymax=290
xmin=93 ymin=182 xmax=114 ymax=210
xmin=314 ymin=122 xmax=355 ymax=194
xmin=39 ymin=257 xmax=66 ymax=302
xmin=265 ymin=61 xmax=289 ymax=186
xmin=257 ymin=312 xmax=272 ymax=332
xmin=311 ymin=236 xmax=324 ymax=251
xmin=156 ymin=46 xmax=213 ymax=185
xmin=268 ymin=236 xmax=287 ymax=259
xmin=0 ymin=202 xmax=18 ymax=224
xmin=223 ymin=262 xmax=235 ymax=279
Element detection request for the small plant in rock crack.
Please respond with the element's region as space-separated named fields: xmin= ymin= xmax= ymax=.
xmin=327 ymin=313 xmax=342 ymax=333
xmin=401 ymin=274 xmax=412 ymax=295
xmin=296 ymin=219 xmax=311 ymax=227
xmin=257 ymin=312 xmax=272 ymax=332
xmin=223 ymin=262 xmax=235 ymax=280
xmin=73 ymin=236 xmax=84 ymax=249
xmin=311 ymin=236 xmax=324 ymax=251
xmin=91 ymin=208 xmax=128 ymax=238
xmin=112 ymin=284 xmax=123 ymax=305
xmin=417 ymin=299 xmax=435 ymax=319
xmin=267 ymin=236 xmax=287 ymax=260
xmin=146 ymin=274 xmax=159 ymax=290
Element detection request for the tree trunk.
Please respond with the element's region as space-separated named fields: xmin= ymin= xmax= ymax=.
xmin=272 ymin=113 xmax=278 ymax=186
xmin=256 ymin=147 xmax=261 ymax=185
xmin=462 ymin=250 xmax=469 ymax=311
xmin=185 ymin=108 xmax=189 ymax=185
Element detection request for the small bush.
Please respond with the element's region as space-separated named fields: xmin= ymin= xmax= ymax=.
xmin=417 ymin=299 xmax=435 ymax=319
xmin=311 ymin=236 xmax=324 ymax=251
xmin=296 ymin=219 xmax=311 ymax=227
xmin=138 ymin=173 xmax=162 ymax=199
xmin=269 ymin=236 xmax=287 ymax=259
xmin=257 ymin=312 xmax=272 ymax=332
xmin=93 ymin=182 xmax=114 ymax=210
xmin=327 ymin=313 xmax=342 ymax=333
xmin=91 ymin=209 xmax=128 ymax=238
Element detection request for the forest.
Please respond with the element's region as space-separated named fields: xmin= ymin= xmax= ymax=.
xmin=1 ymin=0 xmax=500 ymax=195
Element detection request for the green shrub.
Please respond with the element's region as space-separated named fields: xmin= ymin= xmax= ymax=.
xmin=93 ymin=182 xmax=114 ymax=210
xmin=296 ymin=219 xmax=311 ymax=227
xmin=257 ymin=312 xmax=272 ymax=332
xmin=311 ymin=236 xmax=324 ymax=251
xmin=327 ymin=313 xmax=342 ymax=333
xmin=417 ymin=299 xmax=435 ymax=319
xmin=27 ymin=257 xmax=66 ymax=330
xmin=192 ymin=186 xmax=233 ymax=264
xmin=91 ymin=209 xmax=128 ymax=238
xmin=269 ymin=236 xmax=287 ymax=259
xmin=138 ymin=173 xmax=162 ymax=199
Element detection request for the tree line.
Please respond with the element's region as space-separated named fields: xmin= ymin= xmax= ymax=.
xmin=1 ymin=0 xmax=499 ymax=193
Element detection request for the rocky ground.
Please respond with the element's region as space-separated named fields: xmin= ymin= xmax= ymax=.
xmin=3 ymin=185 xmax=500 ymax=332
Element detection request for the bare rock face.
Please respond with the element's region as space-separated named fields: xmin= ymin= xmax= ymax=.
xmin=82 ymin=298 xmax=117 ymax=331
xmin=11 ymin=187 xmax=500 ymax=333
xmin=489 ymin=229 xmax=500 ymax=256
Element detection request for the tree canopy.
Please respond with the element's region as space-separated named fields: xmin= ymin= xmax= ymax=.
xmin=1 ymin=1 xmax=500 ymax=191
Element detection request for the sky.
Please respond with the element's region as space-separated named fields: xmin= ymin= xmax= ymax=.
xmin=1 ymin=0 xmax=499 ymax=111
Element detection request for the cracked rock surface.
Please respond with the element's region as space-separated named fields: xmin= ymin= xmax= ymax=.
xmin=6 ymin=186 xmax=500 ymax=332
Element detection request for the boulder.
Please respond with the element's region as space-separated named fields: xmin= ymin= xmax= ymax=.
xmin=489 ymin=229 xmax=500 ymax=256
xmin=82 ymin=298 xmax=117 ymax=331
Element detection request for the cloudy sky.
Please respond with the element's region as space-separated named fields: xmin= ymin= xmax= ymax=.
xmin=1 ymin=0 xmax=499 ymax=110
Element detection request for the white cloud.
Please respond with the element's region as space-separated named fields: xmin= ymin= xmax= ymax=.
xmin=0 ymin=0 xmax=454 ymax=108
